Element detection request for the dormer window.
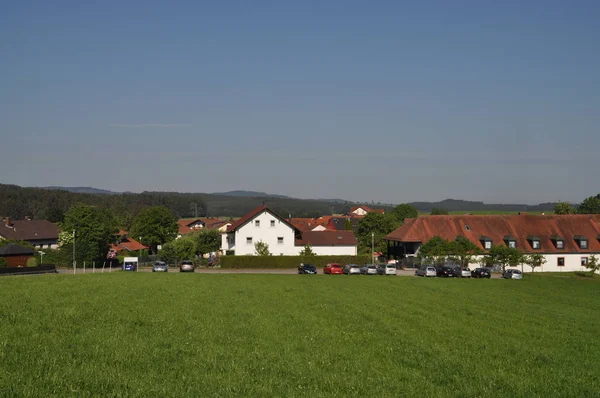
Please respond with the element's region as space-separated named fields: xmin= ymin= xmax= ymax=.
xmin=528 ymin=236 xmax=541 ymax=250
xmin=465 ymin=225 xmax=471 ymax=231
xmin=480 ymin=236 xmax=492 ymax=250
xmin=574 ymin=235 xmax=588 ymax=249
xmin=551 ymin=235 xmax=564 ymax=249
xmin=504 ymin=235 xmax=517 ymax=249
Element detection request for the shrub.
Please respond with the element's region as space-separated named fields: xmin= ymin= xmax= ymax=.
xmin=220 ymin=255 xmax=371 ymax=269
xmin=26 ymin=257 xmax=39 ymax=267
xmin=0 ymin=258 xmax=7 ymax=268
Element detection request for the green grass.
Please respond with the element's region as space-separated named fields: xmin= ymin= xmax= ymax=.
xmin=1 ymin=274 xmax=599 ymax=397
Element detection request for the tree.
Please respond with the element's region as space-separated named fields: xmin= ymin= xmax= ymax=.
xmin=430 ymin=208 xmax=449 ymax=215
xmin=418 ymin=236 xmax=450 ymax=266
xmin=356 ymin=212 xmax=400 ymax=254
xmin=26 ymin=257 xmax=38 ymax=267
xmin=0 ymin=258 xmax=7 ymax=268
xmin=130 ymin=207 xmax=178 ymax=253
xmin=254 ymin=240 xmax=271 ymax=256
xmin=61 ymin=203 xmax=118 ymax=263
xmin=191 ymin=229 xmax=221 ymax=258
xmin=524 ymin=253 xmax=546 ymax=273
xmin=553 ymin=202 xmax=574 ymax=215
xmin=488 ymin=245 xmax=524 ymax=273
xmin=583 ymin=255 xmax=599 ymax=276
xmin=298 ymin=244 xmax=315 ymax=256
xmin=391 ymin=204 xmax=418 ymax=224
xmin=344 ymin=219 xmax=353 ymax=231
xmin=577 ymin=194 xmax=600 ymax=214
xmin=447 ymin=236 xmax=483 ymax=267
xmin=159 ymin=236 xmax=196 ymax=264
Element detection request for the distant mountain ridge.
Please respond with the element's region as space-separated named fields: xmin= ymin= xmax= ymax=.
xmin=212 ymin=190 xmax=291 ymax=199
xmin=41 ymin=186 xmax=118 ymax=195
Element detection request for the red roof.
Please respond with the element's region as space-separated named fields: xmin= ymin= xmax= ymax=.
xmin=110 ymin=236 xmax=148 ymax=253
xmin=385 ymin=214 xmax=600 ymax=253
xmin=289 ymin=217 xmax=329 ymax=232
xmin=295 ymin=231 xmax=357 ymax=246
xmin=227 ymin=206 xmax=298 ymax=233
xmin=349 ymin=205 xmax=385 ymax=215
xmin=0 ymin=219 xmax=59 ymax=241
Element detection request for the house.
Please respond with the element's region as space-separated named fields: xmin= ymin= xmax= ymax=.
xmin=288 ymin=217 xmax=329 ymax=232
xmin=347 ymin=205 xmax=385 ymax=217
xmin=222 ymin=206 xmax=358 ymax=255
xmin=385 ymin=214 xmax=600 ymax=272
xmin=109 ymin=230 xmax=148 ymax=254
xmin=0 ymin=243 xmax=35 ymax=267
xmin=0 ymin=217 xmax=60 ymax=249
xmin=177 ymin=218 xmax=231 ymax=237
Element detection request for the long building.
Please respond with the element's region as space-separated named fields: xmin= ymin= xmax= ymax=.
xmin=385 ymin=214 xmax=600 ymax=272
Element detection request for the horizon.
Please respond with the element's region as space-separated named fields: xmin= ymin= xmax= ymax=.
xmin=2 ymin=1 xmax=599 ymax=205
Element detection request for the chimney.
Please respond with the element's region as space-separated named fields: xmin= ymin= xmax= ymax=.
xmin=4 ymin=217 xmax=11 ymax=226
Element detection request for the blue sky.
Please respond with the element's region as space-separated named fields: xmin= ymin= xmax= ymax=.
xmin=1 ymin=1 xmax=598 ymax=204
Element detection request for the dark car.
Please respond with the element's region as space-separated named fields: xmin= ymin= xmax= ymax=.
xmin=298 ymin=263 xmax=317 ymax=274
xmin=436 ymin=266 xmax=455 ymax=277
xmin=471 ymin=268 xmax=491 ymax=278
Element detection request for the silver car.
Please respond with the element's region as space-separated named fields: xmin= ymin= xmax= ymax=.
xmin=360 ymin=264 xmax=378 ymax=275
xmin=415 ymin=265 xmax=436 ymax=277
xmin=152 ymin=261 xmax=168 ymax=272
xmin=179 ymin=260 xmax=195 ymax=273
xmin=503 ymin=269 xmax=523 ymax=279
xmin=377 ymin=264 xmax=397 ymax=275
xmin=343 ymin=264 xmax=361 ymax=275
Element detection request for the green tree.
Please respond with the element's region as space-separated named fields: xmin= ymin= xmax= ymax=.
xmin=61 ymin=203 xmax=118 ymax=263
xmin=391 ymin=204 xmax=418 ymax=223
xmin=430 ymin=208 xmax=449 ymax=215
xmin=553 ymin=202 xmax=574 ymax=215
xmin=524 ymin=253 xmax=546 ymax=273
xmin=254 ymin=240 xmax=271 ymax=256
xmin=417 ymin=236 xmax=450 ymax=265
xmin=447 ymin=237 xmax=483 ymax=267
xmin=356 ymin=212 xmax=400 ymax=254
xmin=0 ymin=257 xmax=7 ymax=268
xmin=299 ymin=244 xmax=315 ymax=256
xmin=344 ymin=219 xmax=353 ymax=231
xmin=583 ymin=255 xmax=599 ymax=276
xmin=488 ymin=245 xmax=524 ymax=273
xmin=577 ymin=194 xmax=600 ymax=214
xmin=159 ymin=236 xmax=196 ymax=264
xmin=26 ymin=257 xmax=38 ymax=267
xmin=130 ymin=207 xmax=178 ymax=253
xmin=191 ymin=229 xmax=222 ymax=258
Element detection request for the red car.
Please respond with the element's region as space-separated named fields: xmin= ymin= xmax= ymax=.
xmin=323 ymin=263 xmax=343 ymax=274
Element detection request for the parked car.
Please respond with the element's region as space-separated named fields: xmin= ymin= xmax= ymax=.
xmin=152 ymin=261 xmax=168 ymax=272
xmin=471 ymin=268 xmax=491 ymax=278
xmin=298 ymin=263 xmax=317 ymax=274
xmin=123 ymin=261 xmax=137 ymax=272
xmin=343 ymin=264 xmax=361 ymax=275
xmin=436 ymin=266 xmax=455 ymax=277
xmin=415 ymin=265 xmax=436 ymax=277
xmin=360 ymin=264 xmax=378 ymax=275
xmin=503 ymin=269 xmax=523 ymax=280
xmin=323 ymin=263 xmax=343 ymax=275
xmin=377 ymin=264 xmax=397 ymax=275
xmin=452 ymin=267 xmax=471 ymax=278
xmin=179 ymin=260 xmax=195 ymax=273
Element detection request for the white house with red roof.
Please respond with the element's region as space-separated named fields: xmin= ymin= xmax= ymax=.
xmin=222 ymin=206 xmax=357 ymax=255
xmin=348 ymin=205 xmax=385 ymax=217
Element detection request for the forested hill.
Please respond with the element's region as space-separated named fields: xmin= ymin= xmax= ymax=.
xmin=408 ymin=199 xmax=557 ymax=213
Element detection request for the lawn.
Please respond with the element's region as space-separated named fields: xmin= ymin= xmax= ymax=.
xmin=1 ymin=274 xmax=599 ymax=397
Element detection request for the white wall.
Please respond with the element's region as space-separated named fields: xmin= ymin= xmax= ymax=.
xmin=305 ymin=245 xmax=357 ymax=256
xmin=352 ymin=208 xmax=368 ymax=216
xmin=465 ymin=253 xmax=599 ymax=273
xmin=227 ymin=211 xmax=297 ymax=255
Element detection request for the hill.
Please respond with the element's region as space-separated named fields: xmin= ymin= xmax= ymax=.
xmin=41 ymin=186 xmax=117 ymax=195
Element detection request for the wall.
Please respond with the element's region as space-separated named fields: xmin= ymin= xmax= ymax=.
xmin=307 ymin=245 xmax=357 ymax=256
xmin=465 ymin=253 xmax=600 ymax=273
xmin=229 ymin=211 xmax=296 ymax=255
xmin=3 ymin=255 xmax=33 ymax=267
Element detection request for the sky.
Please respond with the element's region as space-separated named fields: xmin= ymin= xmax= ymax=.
xmin=1 ymin=0 xmax=599 ymax=205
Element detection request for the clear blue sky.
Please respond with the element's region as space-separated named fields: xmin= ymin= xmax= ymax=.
xmin=1 ymin=0 xmax=598 ymax=204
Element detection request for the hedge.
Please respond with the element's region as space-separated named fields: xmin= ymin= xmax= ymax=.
xmin=220 ymin=255 xmax=372 ymax=269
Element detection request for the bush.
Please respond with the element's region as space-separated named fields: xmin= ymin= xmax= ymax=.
xmin=220 ymin=255 xmax=371 ymax=269
xmin=0 ymin=258 xmax=7 ymax=268
xmin=40 ymin=248 xmax=70 ymax=266
xmin=26 ymin=257 xmax=39 ymax=267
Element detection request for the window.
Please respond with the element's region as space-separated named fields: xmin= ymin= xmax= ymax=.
xmin=581 ymin=257 xmax=588 ymax=266
xmin=580 ymin=239 xmax=588 ymax=249
xmin=532 ymin=240 xmax=540 ymax=249
xmin=255 ymin=220 xmax=260 ymax=227
xmin=270 ymin=220 xmax=275 ymax=227
xmin=484 ymin=241 xmax=492 ymax=250
xmin=508 ymin=241 xmax=516 ymax=248
xmin=556 ymin=240 xmax=564 ymax=249
xmin=246 ymin=237 xmax=253 ymax=244
xmin=465 ymin=225 xmax=471 ymax=231
xmin=277 ymin=237 xmax=284 ymax=244
xmin=557 ymin=257 xmax=565 ymax=266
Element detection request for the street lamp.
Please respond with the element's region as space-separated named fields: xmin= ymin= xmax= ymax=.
xmin=38 ymin=251 xmax=45 ymax=265
xmin=371 ymin=232 xmax=375 ymax=265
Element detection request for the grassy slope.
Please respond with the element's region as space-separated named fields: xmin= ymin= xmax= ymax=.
xmin=1 ymin=274 xmax=599 ymax=397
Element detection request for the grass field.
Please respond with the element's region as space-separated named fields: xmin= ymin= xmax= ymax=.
xmin=1 ymin=274 xmax=599 ymax=397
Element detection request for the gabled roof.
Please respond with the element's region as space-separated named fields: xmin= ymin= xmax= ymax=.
xmin=110 ymin=236 xmax=148 ymax=253
xmin=288 ymin=218 xmax=329 ymax=232
xmin=0 ymin=219 xmax=60 ymax=241
xmin=226 ymin=206 xmax=298 ymax=233
xmin=295 ymin=231 xmax=357 ymax=246
xmin=327 ymin=217 xmax=361 ymax=231
xmin=349 ymin=205 xmax=385 ymax=214
xmin=385 ymin=214 xmax=600 ymax=253
xmin=0 ymin=243 xmax=34 ymax=256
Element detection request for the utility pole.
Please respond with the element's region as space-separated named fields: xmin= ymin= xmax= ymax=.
xmin=73 ymin=230 xmax=76 ymax=274
xmin=372 ymin=232 xmax=375 ymax=265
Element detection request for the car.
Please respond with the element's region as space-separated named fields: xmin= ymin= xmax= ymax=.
xmin=298 ymin=263 xmax=317 ymax=274
xmin=179 ymin=260 xmax=195 ymax=273
xmin=503 ymin=269 xmax=523 ymax=280
xmin=436 ymin=266 xmax=455 ymax=277
xmin=323 ymin=263 xmax=343 ymax=274
xmin=343 ymin=264 xmax=361 ymax=275
xmin=471 ymin=268 xmax=491 ymax=278
xmin=152 ymin=261 xmax=168 ymax=272
xmin=123 ymin=261 xmax=137 ymax=272
xmin=415 ymin=265 xmax=436 ymax=277
xmin=377 ymin=264 xmax=397 ymax=275
xmin=452 ymin=267 xmax=471 ymax=278
xmin=360 ymin=264 xmax=378 ymax=275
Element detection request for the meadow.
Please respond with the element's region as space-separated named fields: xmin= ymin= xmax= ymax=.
xmin=1 ymin=273 xmax=599 ymax=397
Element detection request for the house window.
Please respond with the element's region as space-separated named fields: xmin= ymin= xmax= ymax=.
xmin=277 ymin=237 xmax=284 ymax=244
xmin=532 ymin=240 xmax=540 ymax=249
xmin=581 ymin=257 xmax=588 ymax=266
xmin=270 ymin=220 xmax=275 ymax=227
xmin=508 ymin=241 xmax=516 ymax=249
xmin=465 ymin=225 xmax=471 ymax=231
xmin=255 ymin=220 xmax=260 ymax=227
xmin=556 ymin=240 xmax=564 ymax=249
xmin=557 ymin=257 xmax=565 ymax=266
xmin=580 ymin=239 xmax=588 ymax=249
xmin=246 ymin=237 xmax=253 ymax=244
xmin=484 ymin=241 xmax=492 ymax=250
